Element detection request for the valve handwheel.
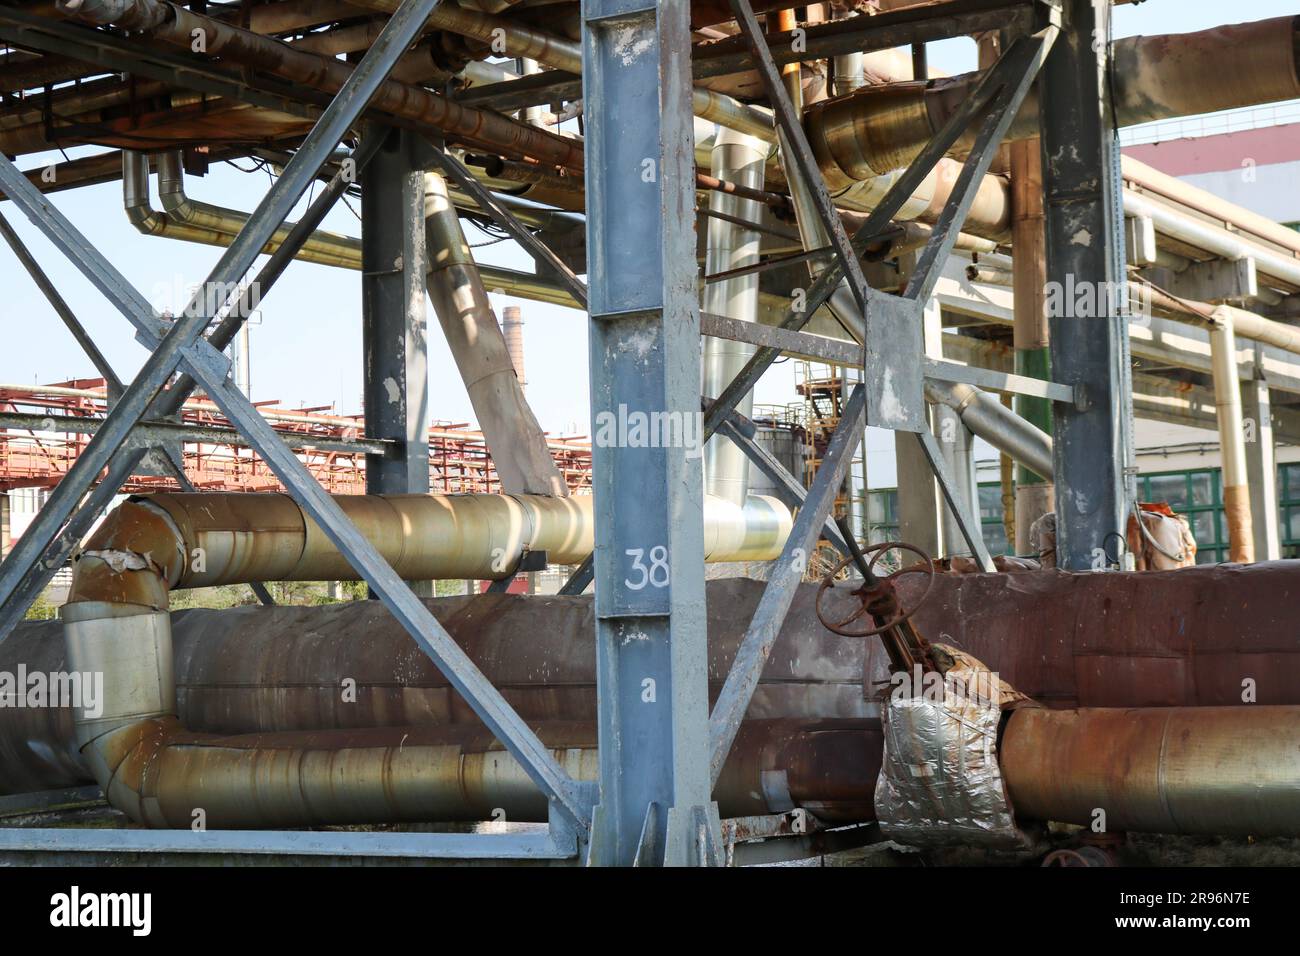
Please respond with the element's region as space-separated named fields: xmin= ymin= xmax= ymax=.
xmin=815 ymin=541 xmax=936 ymax=637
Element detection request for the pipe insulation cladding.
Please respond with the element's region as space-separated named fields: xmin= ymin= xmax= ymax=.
xmin=72 ymin=491 xmax=792 ymax=596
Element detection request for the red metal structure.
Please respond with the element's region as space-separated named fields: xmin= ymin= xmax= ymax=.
xmin=0 ymin=379 xmax=592 ymax=495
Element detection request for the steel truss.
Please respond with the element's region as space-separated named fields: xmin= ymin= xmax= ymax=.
xmin=0 ymin=0 xmax=1126 ymax=865
xmin=0 ymin=0 xmax=589 ymax=862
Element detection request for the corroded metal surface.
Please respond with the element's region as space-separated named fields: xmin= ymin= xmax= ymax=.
xmin=1 ymin=580 xmax=869 ymax=793
xmin=895 ymin=562 xmax=1300 ymax=708
xmin=1001 ymin=705 xmax=1300 ymax=837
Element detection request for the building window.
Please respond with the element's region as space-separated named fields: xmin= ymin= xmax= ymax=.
xmin=1278 ymin=463 xmax=1300 ymax=559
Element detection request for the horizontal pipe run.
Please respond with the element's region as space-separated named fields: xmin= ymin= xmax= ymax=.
xmin=1001 ymin=706 xmax=1300 ymax=837
xmin=71 ymin=491 xmax=794 ymax=598
xmin=57 ymin=0 xmax=585 ymax=172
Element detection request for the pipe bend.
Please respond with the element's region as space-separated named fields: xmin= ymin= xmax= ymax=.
xmin=60 ymin=490 xmax=794 ymax=827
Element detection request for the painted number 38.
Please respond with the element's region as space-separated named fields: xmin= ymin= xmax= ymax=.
xmin=624 ymin=546 xmax=670 ymax=590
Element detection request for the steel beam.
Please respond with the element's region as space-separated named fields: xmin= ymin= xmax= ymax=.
xmin=362 ymin=127 xmax=432 ymax=498
xmin=362 ymin=127 xmax=434 ymax=595
xmin=0 ymin=210 xmax=122 ymax=397
xmin=1040 ymin=0 xmax=1132 ymax=569
xmin=709 ymin=385 xmax=866 ymax=786
xmin=581 ymin=0 xmax=719 ymax=866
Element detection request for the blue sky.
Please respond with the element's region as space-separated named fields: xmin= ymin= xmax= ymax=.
xmin=1 ymin=0 xmax=1294 ymax=454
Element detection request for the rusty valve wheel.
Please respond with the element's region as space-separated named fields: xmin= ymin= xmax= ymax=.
xmin=815 ymin=541 xmax=936 ymax=637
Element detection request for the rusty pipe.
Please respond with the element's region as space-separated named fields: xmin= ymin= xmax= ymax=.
xmin=342 ymin=0 xmax=776 ymax=140
xmin=56 ymin=0 xmax=585 ymax=172
xmin=1 ymin=579 xmax=873 ymax=794
xmin=1001 ymin=706 xmax=1300 ymax=837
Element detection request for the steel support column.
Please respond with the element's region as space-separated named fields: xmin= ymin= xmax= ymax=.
xmin=581 ymin=0 xmax=718 ymax=866
xmin=363 ymin=127 xmax=433 ymax=594
xmin=1040 ymin=0 xmax=1131 ymax=569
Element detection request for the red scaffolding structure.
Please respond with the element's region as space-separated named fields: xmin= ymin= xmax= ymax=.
xmin=0 ymin=379 xmax=593 ymax=495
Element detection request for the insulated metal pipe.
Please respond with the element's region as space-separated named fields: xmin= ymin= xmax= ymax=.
xmin=56 ymin=491 xmax=792 ymax=827
xmin=702 ymin=127 xmax=768 ymax=506
xmin=773 ymin=7 xmax=864 ymax=344
xmin=156 ymin=152 xmax=359 ymax=269
xmin=924 ymin=379 xmax=1053 ymax=482
xmin=1209 ymin=316 xmax=1254 ymax=562
xmin=1125 ymin=191 xmax=1300 ymax=294
xmin=424 ymin=171 xmax=569 ymax=497
xmin=805 ymin=17 xmax=1300 ymax=185
xmin=1001 ymin=706 xmax=1300 ymax=837
xmin=73 ymin=491 xmax=793 ymax=595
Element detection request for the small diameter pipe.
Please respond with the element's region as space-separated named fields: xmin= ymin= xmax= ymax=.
xmin=1209 ymin=315 xmax=1255 ymax=562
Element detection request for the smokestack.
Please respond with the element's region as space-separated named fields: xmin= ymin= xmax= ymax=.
xmin=501 ymin=305 xmax=526 ymax=392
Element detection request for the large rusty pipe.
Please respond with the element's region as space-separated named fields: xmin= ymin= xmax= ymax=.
xmin=27 ymin=700 xmax=881 ymax=828
xmin=1001 ymin=706 xmax=1300 ymax=837
xmin=805 ymin=17 xmax=1300 ymax=186
xmin=1 ymin=579 xmax=871 ymax=794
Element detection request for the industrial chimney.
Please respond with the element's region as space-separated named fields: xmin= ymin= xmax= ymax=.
xmin=501 ymin=305 xmax=526 ymax=393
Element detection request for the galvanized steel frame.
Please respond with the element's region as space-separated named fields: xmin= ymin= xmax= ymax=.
xmin=705 ymin=9 xmax=1061 ymax=781
xmin=0 ymin=0 xmax=589 ymax=860
xmin=580 ymin=0 xmax=720 ymax=866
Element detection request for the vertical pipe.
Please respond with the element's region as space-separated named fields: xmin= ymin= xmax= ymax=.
xmin=1210 ymin=317 xmax=1255 ymax=563
xmin=237 ymin=322 xmax=252 ymax=397
xmin=701 ymin=126 xmax=767 ymax=507
xmin=1010 ymin=136 xmax=1054 ymax=551
xmin=1242 ymin=350 xmax=1280 ymax=561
